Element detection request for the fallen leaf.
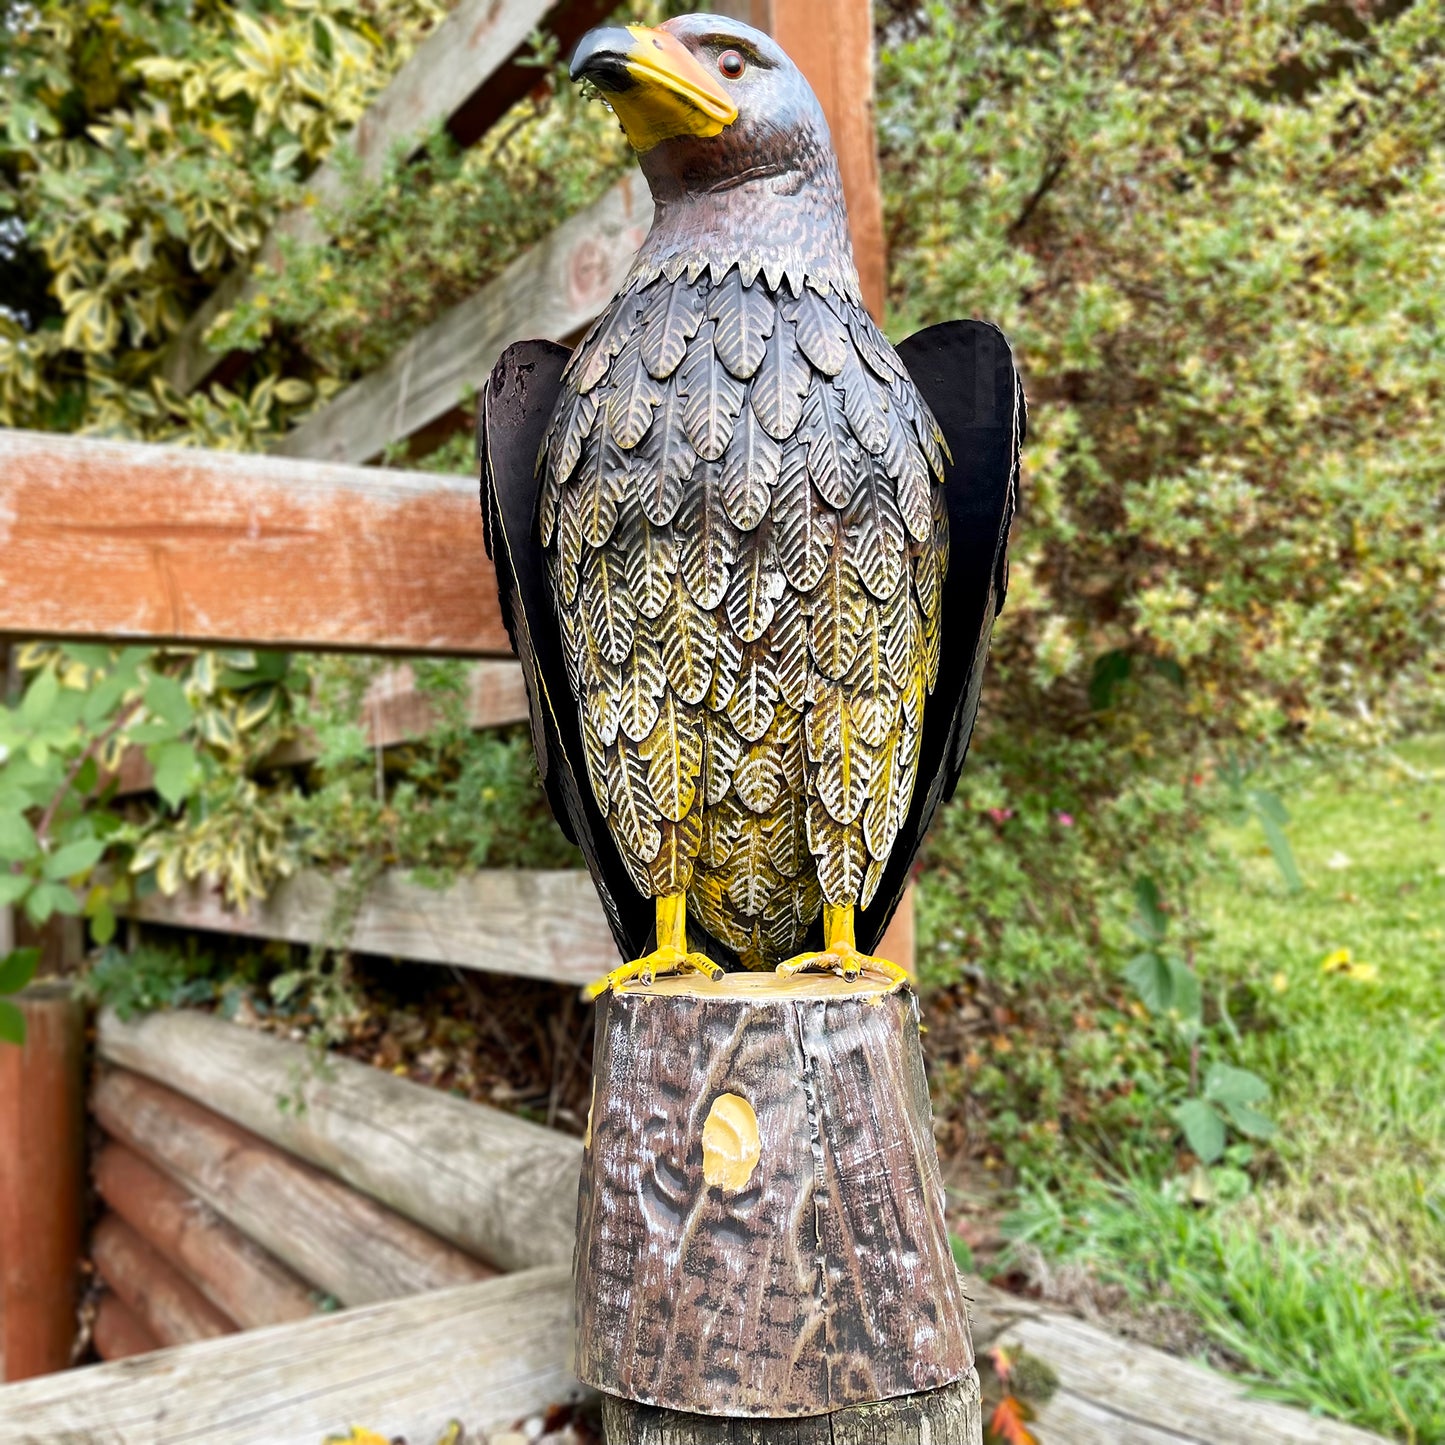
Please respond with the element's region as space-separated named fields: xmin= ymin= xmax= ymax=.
xmin=988 ymin=1395 xmax=1038 ymax=1445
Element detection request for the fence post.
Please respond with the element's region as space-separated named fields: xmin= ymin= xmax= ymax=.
xmin=0 ymin=983 xmax=85 ymax=1382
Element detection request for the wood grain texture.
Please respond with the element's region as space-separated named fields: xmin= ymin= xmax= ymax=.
xmin=92 ymin=1068 xmax=493 ymax=1306
xmin=98 ymin=1007 xmax=582 ymax=1273
xmin=275 ymin=175 xmax=653 ymax=465
xmin=114 ymin=660 xmax=529 ymax=795
xmin=120 ymin=867 xmax=619 ymax=986
xmin=0 ymin=1267 xmax=581 ymax=1445
xmin=94 ymin=1142 xmax=317 ymax=1330
xmin=0 ymin=984 xmax=84 ymax=1382
xmin=0 ymin=429 xmax=505 ymax=655
xmin=92 ymin=1292 xmax=162 ymax=1363
xmin=968 ymin=1284 xmax=1389 ymax=1445
xmin=576 ymin=976 xmax=970 ymax=1416
xmin=602 ymin=1370 xmax=982 ymax=1443
xmin=91 ymin=1214 xmax=238 ymax=1348
xmin=162 ymin=0 xmax=618 ymax=395
xmin=748 ymin=0 xmax=887 ymax=320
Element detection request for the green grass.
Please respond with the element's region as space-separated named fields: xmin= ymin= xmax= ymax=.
xmin=1006 ymin=737 xmax=1445 ymax=1442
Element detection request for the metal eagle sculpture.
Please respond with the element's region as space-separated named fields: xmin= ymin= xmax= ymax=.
xmin=481 ymin=14 xmax=1022 ymax=995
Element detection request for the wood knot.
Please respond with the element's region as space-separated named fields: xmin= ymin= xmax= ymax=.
xmin=701 ymin=1092 xmax=760 ymax=1193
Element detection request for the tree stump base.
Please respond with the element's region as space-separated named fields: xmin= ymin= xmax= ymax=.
xmin=576 ymin=973 xmax=975 ymax=1437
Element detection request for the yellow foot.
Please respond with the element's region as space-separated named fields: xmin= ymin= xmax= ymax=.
xmin=776 ymin=943 xmax=910 ymax=986
xmin=585 ymin=946 xmax=723 ymax=1000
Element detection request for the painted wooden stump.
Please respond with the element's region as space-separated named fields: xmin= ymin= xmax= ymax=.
xmin=575 ymin=973 xmax=977 ymax=1441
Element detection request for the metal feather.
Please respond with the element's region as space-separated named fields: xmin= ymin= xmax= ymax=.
xmin=679 ymin=320 xmax=745 ymax=461
xmin=720 ymin=403 xmax=781 ymax=531
xmin=787 ymin=287 xmax=849 ymax=376
xmin=750 ymin=316 xmax=811 ymax=442
xmin=606 ymin=331 xmax=665 ymax=450
xmin=709 ymin=267 xmax=774 ymax=381
xmin=641 ymin=276 xmax=706 ymax=381
xmin=677 ymin=460 xmax=738 ymax=611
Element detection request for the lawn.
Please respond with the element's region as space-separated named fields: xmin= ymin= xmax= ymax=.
xmin=997 ymin=737 xmax=1445 ymax=1442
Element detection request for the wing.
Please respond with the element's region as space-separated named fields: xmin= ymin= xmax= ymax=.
xmin=856 ymin=320 xmax=1024 ymax=955
xmin=480 ymin=340 xmax=655 ymax=965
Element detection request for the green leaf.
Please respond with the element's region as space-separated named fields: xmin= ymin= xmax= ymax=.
xmin=949 ymin=1234 xmax=975 ymax=1272
xmin=151 ymin=741 xmax=198 ymax=809
xmin=0 ymin=813 xmax=38 ymax=863
xmin=0 ymin=874 xmax=31 ymax=905
xmin=1130 ymin=876 xmax=1167 ymax=942
xmin=1173 ymin=1099 xmax=1226 ymax=1164
xmin=145 ymin=674 xmax=193 ymax=729
xmin=1167 ymin=958 xmax=1202 ymax=1021
xmin=43 ymin=836 xmax=106 ymax=880
xmin=0 ymin=947 xmax=40 ymax=995
xmin=20 ymin=667 xmax=59 ymax=729
xmin=80 ymin=668 xmax=131 ymax=726
xmin=0 ymin=1000 xmax=24 ymax=1046
xmin=1255 ymin=807 xmax=1304 ymax=893
xmin=1124 ymin=949 xmax=1173 ymax=1012
xmin=1088 ymin=649 xmax=1131 ymax=710
xmin=1223 ymin=1101 xmax=1277 ymax=1140
xmin=24 ymin=882 xmax=81 ymax=923
xmin=90 ymin=904 xmax=117 ymax=947
xmin=1205 ymin=1062 xmax=1270 ymax=1107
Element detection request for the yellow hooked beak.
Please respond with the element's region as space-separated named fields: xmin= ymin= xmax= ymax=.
xmin=570 ymin=24 xmax=740 ymax=153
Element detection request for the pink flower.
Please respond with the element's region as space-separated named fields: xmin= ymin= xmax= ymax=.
xmin=986 ymin=807 xmax=1014 ymax=825
xmin=1056 ymin=812 xmax=1075 ymax=827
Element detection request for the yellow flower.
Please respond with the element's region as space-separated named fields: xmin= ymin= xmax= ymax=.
xmin=1270 ymin=971 xmax=1289 ymax=993
xmin=1320 ymin=948 xmax=1378 ymax=982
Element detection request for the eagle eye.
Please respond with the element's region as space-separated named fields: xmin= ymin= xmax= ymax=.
xmin=718 ymin=50 xmax=745 ymax=79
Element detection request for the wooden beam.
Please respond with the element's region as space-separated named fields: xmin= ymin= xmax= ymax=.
xmin=0 ymin=429 xmax=505 ymax=656
xmin=746 ymin=0 xmax=887 ymax=320
xmin=112 ymin=660 xmax=529 ymax=796
xmin=92 ymin=1293 xmax=161 ymax=1363
xmin=122 ymin=867 xmax=617 ymax=987
xmin=0 ymin=1267 xmax=580 ymax=1445
xmin=98 ymin=1007 xmax=582 ymax=1274
xmin=968 ymin=1283 xmax=1388 ymax=1445
xmin=92 ymin=1068 xmax=495 ymax=1306
xmin=274 ymin=175 xmax=652 ymax=465
xmin=94 ymin=1142 xmax=318 ymax=1330
xmin=0 ymin=984 xmax=84 ymax=1383
xmin=91 ymin=1214 xmax=239 ymax=1348
xmin=161 ymin=0 xmax=618 ymax=396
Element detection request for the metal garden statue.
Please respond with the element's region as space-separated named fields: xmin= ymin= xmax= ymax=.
xmin=481 ymin=14 xmax=1022 ymax=1441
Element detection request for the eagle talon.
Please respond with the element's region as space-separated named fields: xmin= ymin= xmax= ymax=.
xmin=776 ymin=943 xmax=908 ymax=986
xmin=585 ymin=944 xmax=722 ymax=999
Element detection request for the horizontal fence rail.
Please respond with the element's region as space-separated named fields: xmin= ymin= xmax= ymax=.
xmin=0 ymin=430 xmax=504 ymax=655
xmin=123 ymin=868 xmax=617 ymax=987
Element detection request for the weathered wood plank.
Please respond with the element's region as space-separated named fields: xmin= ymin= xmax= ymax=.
xmin=275 ymin=175 xmax=652 ymax=465
xmin=0 ymin=429 xmax=504 ymax=655
xmin=0 ymin=984 xmax=84 ymax=1382
xmin=122 ymin=867 xmax=617 ymax=986
xmin=92 ymin=1214 xmax=238 ymax=1348
xmin=969 ymin=1284 xmax=1389 ymax=1445
xmin=92 ymin=1293 xmax=162 ymax=1364
xmin=98 ymin=1007 xmax=583 ymax=1274
xmin=113 ymin=660 xmax=529 ymax=796
xmin=162 ymin=0 xmax=618 ymax=395
xmin=93 ymin=1068 xmax=494 ymax=1306
xmin=95 ymin=1142 xmax=317 ymax=1330
xmin=0 ymin=1266 xmax=580 ymax=1445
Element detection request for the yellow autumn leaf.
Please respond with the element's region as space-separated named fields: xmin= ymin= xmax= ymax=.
xmin=1320 ymin=948 xmax=1352 ymax=972
xmin=322 ymin=1430 xmax=389 ymax=1445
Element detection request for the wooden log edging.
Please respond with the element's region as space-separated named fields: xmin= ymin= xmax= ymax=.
xmin=0 ymin=983 xmax=84 ymax=1382
xmin=92 ymin=1293 xmax=162 ymax=1363
xmin=92 ymin=1215 xmax=237 ymax=1348
xmin=93 ymin=1068 xmax=494 ymax=1306
xmin=118 ymin=867 xmax=618 ymax=988
xmin=95 ymin=1142 xmax=318 ymax=1330
xmin=0 ymin=1267 xmax=580 ymax=1445
xmin=98 ymin=1008 xmax=582 ymax=1272
xmin=968 ymin=1285 xmax=1388 ymax=1445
